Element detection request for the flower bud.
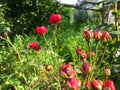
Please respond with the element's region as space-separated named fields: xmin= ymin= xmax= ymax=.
xmin=60 ymin=64 xmax=76 ymax=78
xmin=104 ymin=68 xmax=111 ymax=76
xmin=76 ymin=47 xmax=82 ymax=54
xmin=100 ymin=32 xmax=112 ymax=42
xmin=84 ymin=30 xmax=93 ymax=39
xmin=80 ymin=62 xmax=91 ymax=74
xmin=3 ymin=32 xmax=8 ymax=38
xmin=76 ymin=47 xmax=88 ymax=60
xmin=93 ymin=31 xmax=102 ymax=40
xmin=91 ymin=52 xmax=95 ymax=57
xmin=91 ymin=80 xmax=102 ymax=90
xmin=103 ymin=80 xmax=116 ymax=90
xmin=67 ymin=78 xmax=81 ymax=90
xmin=86 ymin=81 xmax=92 ymax=89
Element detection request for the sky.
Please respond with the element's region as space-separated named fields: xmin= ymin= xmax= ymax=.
xmin=57 ymin=0 xmax=78 ymax=5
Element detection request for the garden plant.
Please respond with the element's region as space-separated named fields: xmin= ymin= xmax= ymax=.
xmin=0 ymin=0 xmax=120 ymax=90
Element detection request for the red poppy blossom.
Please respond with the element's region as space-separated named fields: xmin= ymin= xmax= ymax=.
xmin=60 ymin=64 xmax=76 ymax=78
xmin=103 ymin=80 xmax=116 ymax=90
xmin=67 ymin=78 xmax=81 ymax=90
xmin=28 ymin=42 xmax=40 ymax=51
xmin=49 ymin=14 xmax=62 ymax=24
xmin=36 ymin=26 xmax=47 ymax=35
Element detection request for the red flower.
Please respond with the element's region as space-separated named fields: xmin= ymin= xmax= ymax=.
xmin=36 ymin=26 xmax=47 ymax=35
xmin=76 ymin=47 xmax=88 ymax=60
xmin=104 ymin=68 xmax=111 ymax=76
xmin=86 ymin=81 xmax=92 ymax=89
xmin=93 ymin=31 xmax=102 ymax=40
xmin=91 ymin=80 xmax=102 ymax=90
xmin=60 ymin=64 xmax=76 ymax=78
xmin=84 ymin=30 xmax=93 ymax=39
xmin=67 ymin=78 xmax=81 ymax=90
xmin=103 ymin=80 xmax=116 ymax=90
xmin=49 ymin=14 xmax=62 ymax=24
xmin=100 ymin=32 xmax=112 ymax=42
xmin=80 ymin=62 xmax=91 ymax=74
xmin=28 ymin=42 xmax=40 ymax=51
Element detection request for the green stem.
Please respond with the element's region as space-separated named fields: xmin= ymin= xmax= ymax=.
xmin=87 ymin=41 xmax=91 ymax=64
xmin=82 ymin=74 xmax=89 ymax=89
xmin=43 ymin=34 xmax=49 ymax=47
xmin=88 ymin=41 xmax=99 ymax=81
xmin=6 ymin=37 xmax=22 ymax=64
xmin=53 ymin=24 xmax=58 ymax=46
xmin=89 ymin=44 xmax=106 ymax=81
xmin=97 ymin=45 xmax=106 ymax=69
xmin=114 ymin=2 xmax=119 ymax=41
xmin=94 ymin=41 xmax=99 ymax=68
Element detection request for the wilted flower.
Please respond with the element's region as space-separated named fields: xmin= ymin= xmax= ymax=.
xmin=36 ymin=26 xmax=47 ymax=35
xmin=86 ymin=81 xmax=92 ymax=89
xmin=104 ymin=68 xmax=111 ymax=76
xmin=84 ymin=29 xmax=93 ymax=39
xmin=60 ymin=64 xmax=76 ymax=78
xmin=49 ymin=14 xmax=62 ymax=24
xmin=28 ymin=42 xmax=40 ymax=51
xmin=91 ymin=80 xmax=102 ymax=90
xmin=93 ymin=31 xmax=102 ymax=40
xmin=67 ymin=78 xmax=81 ymax=90
xmin=45 ymin=65 xmax=53 ymax=71
xmin=100 ymin=32 xmax=112 ymax=42
xmin=103 ymin=80 xmax=116 ymax=90
xmin=76 ymin=47 xmax=88 ymax=60
xmin=80 ymin=62 xmax=91 ymax=74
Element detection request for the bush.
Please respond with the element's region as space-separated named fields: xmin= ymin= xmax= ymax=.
xmin=0 ymin=0 xmax=71 ymax=35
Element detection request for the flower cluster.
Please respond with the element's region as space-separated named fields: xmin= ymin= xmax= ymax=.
xmin=27 ymin=14 xmax=62 ymax=51
xmin=60 ymin=29 xmax=115 ymax=90
xmin=86 ymin=79 xmax=116 ymax=90
xmin=60 ymin=64 xmax=81 ymax=90
xmin=84 ymin=30 xmax=112 ymax=43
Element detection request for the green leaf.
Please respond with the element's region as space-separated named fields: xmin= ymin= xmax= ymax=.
xmin=117 ymin=10 xmax=120 ymax=15
xmin=110 ymin=31 xmax=120 ymax=35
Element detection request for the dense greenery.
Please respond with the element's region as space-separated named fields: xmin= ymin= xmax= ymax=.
xmin=0 ymin=0 xmax=71 ymax=34
xmin=0 ymin=0 xmax=120 ymax=89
